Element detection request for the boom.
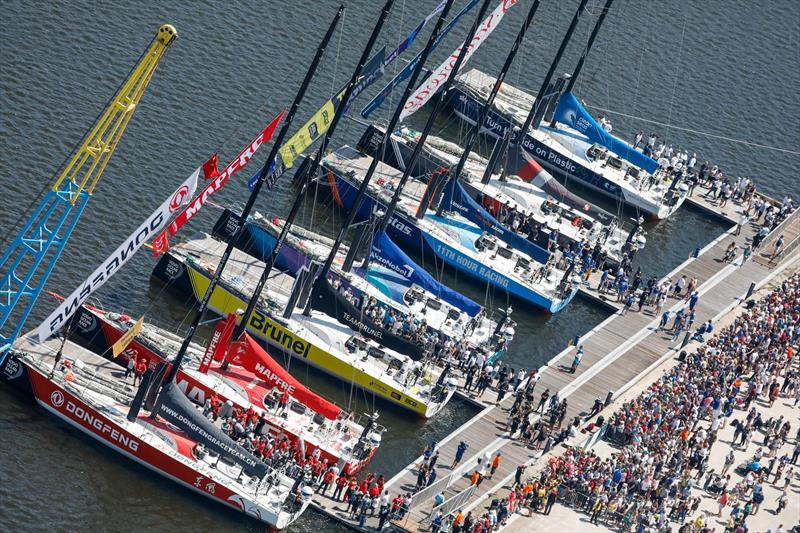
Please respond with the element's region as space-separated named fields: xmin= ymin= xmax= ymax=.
xmin=0 ymin=24 xmax=177 ymax=358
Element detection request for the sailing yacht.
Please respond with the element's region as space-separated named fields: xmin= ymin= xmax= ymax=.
xmin=357 ymin=124 xmax=644 ymax=269
xmin=2 ymin=337 xmax=313 ymax=528
xmin=65 ymin=302 xmax=384 ymax=476
xmin=448 ymin=69 xmax=689 ymax=219
xmin=151 ymin=234 xmax=460 ymax=417
xmin=317 ymin=147 xmax=582 ymax=312
xmin=211 ymin=208 xmax=515 ymax=348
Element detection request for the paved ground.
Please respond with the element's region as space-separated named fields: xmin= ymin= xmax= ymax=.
xmin=502 ymin=259 xmax=800 ymax=533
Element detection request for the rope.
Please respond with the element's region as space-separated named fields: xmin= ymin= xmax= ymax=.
xmin=665 ymin=3 xmax=688 ymax=147
xmin=586 ymin=105 xmax=800 ymax=156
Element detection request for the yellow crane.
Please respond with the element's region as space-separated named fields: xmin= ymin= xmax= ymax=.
xmin=0 ymin=24 xmax=178 ymax=359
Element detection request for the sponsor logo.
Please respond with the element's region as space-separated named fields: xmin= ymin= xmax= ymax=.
xmin=50 ymin=390 xmax=65 ymax=407
xmin=169 ymin=185 xmax=191 ymax=212
xmin=163 ymin=258 xmax=184 ymax=280
xmin=2 ymin=357 xmax=23 ymax=381
xmin=343 ymin=312 xmax=384 ymax=340
xmin=75 ymin=310 xmax=97 ymax=333
xmin=51 ymin=393 xmax=140 ymax=452
xmin=248 ymin=312 xmax=312 ymax=359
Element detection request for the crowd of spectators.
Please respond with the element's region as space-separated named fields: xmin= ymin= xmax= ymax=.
xmin=502 ymin=272 xmax=799 ymax=532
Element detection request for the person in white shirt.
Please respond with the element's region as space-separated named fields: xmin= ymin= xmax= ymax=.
xmin=736 ymin=212 xmax=749 ymax=235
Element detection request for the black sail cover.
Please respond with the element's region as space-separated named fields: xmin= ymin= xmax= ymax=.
xmin=155 ymin=380 xmax=268 ymax=478
xmin=310 ymin=277 xmax=426 ymax=361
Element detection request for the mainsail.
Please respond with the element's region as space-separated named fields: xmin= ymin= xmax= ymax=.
xmin=553 ymin=92 xmax=659 ymax=175
xmin=228 ymin=333 xmax=342 ymax=420
xmin=366 ymin=231 xmax=482 ymax=316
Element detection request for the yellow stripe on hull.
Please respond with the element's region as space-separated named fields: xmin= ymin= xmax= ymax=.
xmin=185 ymin=266 xmax=431 ymax=416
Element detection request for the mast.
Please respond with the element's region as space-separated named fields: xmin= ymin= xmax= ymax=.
xmin=563 ymin=0 xmax=614 ymax=95
xmin=521 ymin=0 xmax=588 ymax=135
xmin=372 ymin=0 xmax=494 ymax=239
xmin=226 ymin=0 xmax=396 ymax=345
xmin=436 ymin=0 xmax=542 ymax=217
xmin=310 ymin=0 xmax=492 ymax=291
xmin=161 ymin=6 xmax=345 ymax=385
xmin=480 ymin=123 xmax=513 ymax=184
xmin=0 ymin=24 xmax=177 ymax=360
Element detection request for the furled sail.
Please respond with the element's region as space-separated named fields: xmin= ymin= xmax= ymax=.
xmin=366 ymin=231 xmax=482 ymax=316
xmin=155 ymin=380 xmax=268 ymax=478
xmin=438 ymin=179 xmax=551 ymax=264
xmin=553 ymin=92 xmax=658 ymax=175
xmin=228 ymin=333 xmax=342 ymax=420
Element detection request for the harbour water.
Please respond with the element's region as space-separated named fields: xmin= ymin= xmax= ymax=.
xmin=0 ymin=0 xmax=797 ymax=531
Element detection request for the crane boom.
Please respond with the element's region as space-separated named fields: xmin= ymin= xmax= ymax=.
xmin=0 ymin=24 xmax=177 ymax=359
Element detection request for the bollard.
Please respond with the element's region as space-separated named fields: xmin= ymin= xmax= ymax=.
xmin=745 ymin=281 xmax=756 ymax=301
xmin=604 ymin=391 xmax=614 ymax=406
xmin=680 ymin=331 xmax=692 ymax=349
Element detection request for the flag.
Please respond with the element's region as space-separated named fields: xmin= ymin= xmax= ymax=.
xmin=203 ymin=153 xmax=220 ymax=180
xmin=399 ymin=0 xmax=519 ymax=121
xmin=35 ymin=167 xmax=201 ymax=342
xmin=112 ymin=316 xmax=144 ymax=357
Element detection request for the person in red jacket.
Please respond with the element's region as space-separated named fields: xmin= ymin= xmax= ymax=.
xmin=333 ymin=473 xmax=349 ymax=501
xmin=319 ymin=468 xmax=336 ymax=496
xmin=133 ymin=357 xmax=147 ymax=386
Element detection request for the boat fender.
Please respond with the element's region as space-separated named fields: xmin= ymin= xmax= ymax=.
xmin=572 ymin=217 xmax=581 ymax=227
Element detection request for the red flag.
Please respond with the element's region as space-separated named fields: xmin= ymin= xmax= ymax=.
xmin=151 ymin=230 xmax=170 ymax=257
xmin=203 ymin=153 xmax=220 ymax=180
xmin=198 ymin=313 xmax=238 ymax=373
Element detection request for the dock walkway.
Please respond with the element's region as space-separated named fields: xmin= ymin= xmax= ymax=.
xmin=310 ymin=195 xmax=800 ymax=532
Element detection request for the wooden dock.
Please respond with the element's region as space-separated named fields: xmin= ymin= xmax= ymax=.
xmin=309 ymin=193 xmax=800 ymax=531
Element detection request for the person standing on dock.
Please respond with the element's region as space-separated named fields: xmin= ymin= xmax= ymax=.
xmin=736 ymin=211 xmax=750 ymax=235
xmin=489 ymin=452 xmax=501 ymax=479
xmin=570 ymin=346 xmax=584 ymax=374
xmin=537 ymin=389 xmax=550 ymax=413
xmin=452 ymin=441 xmax=468 ymax=468
xmin=689 ymin=291 xmax=700 ymax=311
xmin=769 ymin=235 xmax=785 ymax=264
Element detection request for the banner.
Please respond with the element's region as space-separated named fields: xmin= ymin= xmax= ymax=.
xmin=250 ymin=3 xmax=448 ymax=191
xmin=400 ymin=0 xmax=519 ymax=121
xmin=154 ymin=111 xmax=285 ymax=256
xmin=112 ymin=316 xmax=144 ymax=357
xmin=229 ymin=333 xmax=342 ymax=420
xmin=35 ymin=168 xmax=201 ymax=342
xmin=367 ymin=231 xmax=482 ymax=317
xmin=553 ymin=92 xmax=659 ymax=175
xmin=155 ymin=380 xmax=268 ymax=478
xmin=361 ymin=0 xmax=479 ymax=118
xmin=277 ymin=48 xmax=387 ymax=171
xmin=198 ymin=313 xmax=237 ymax=374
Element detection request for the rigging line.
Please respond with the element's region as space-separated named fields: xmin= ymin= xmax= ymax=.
xmin=587 ymin=105 xmax=800 ymax=156
xmin=631 ymin=0 xmax=652 ymax=116
xmin=665 ymin=3 xmax=688 ymax=147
